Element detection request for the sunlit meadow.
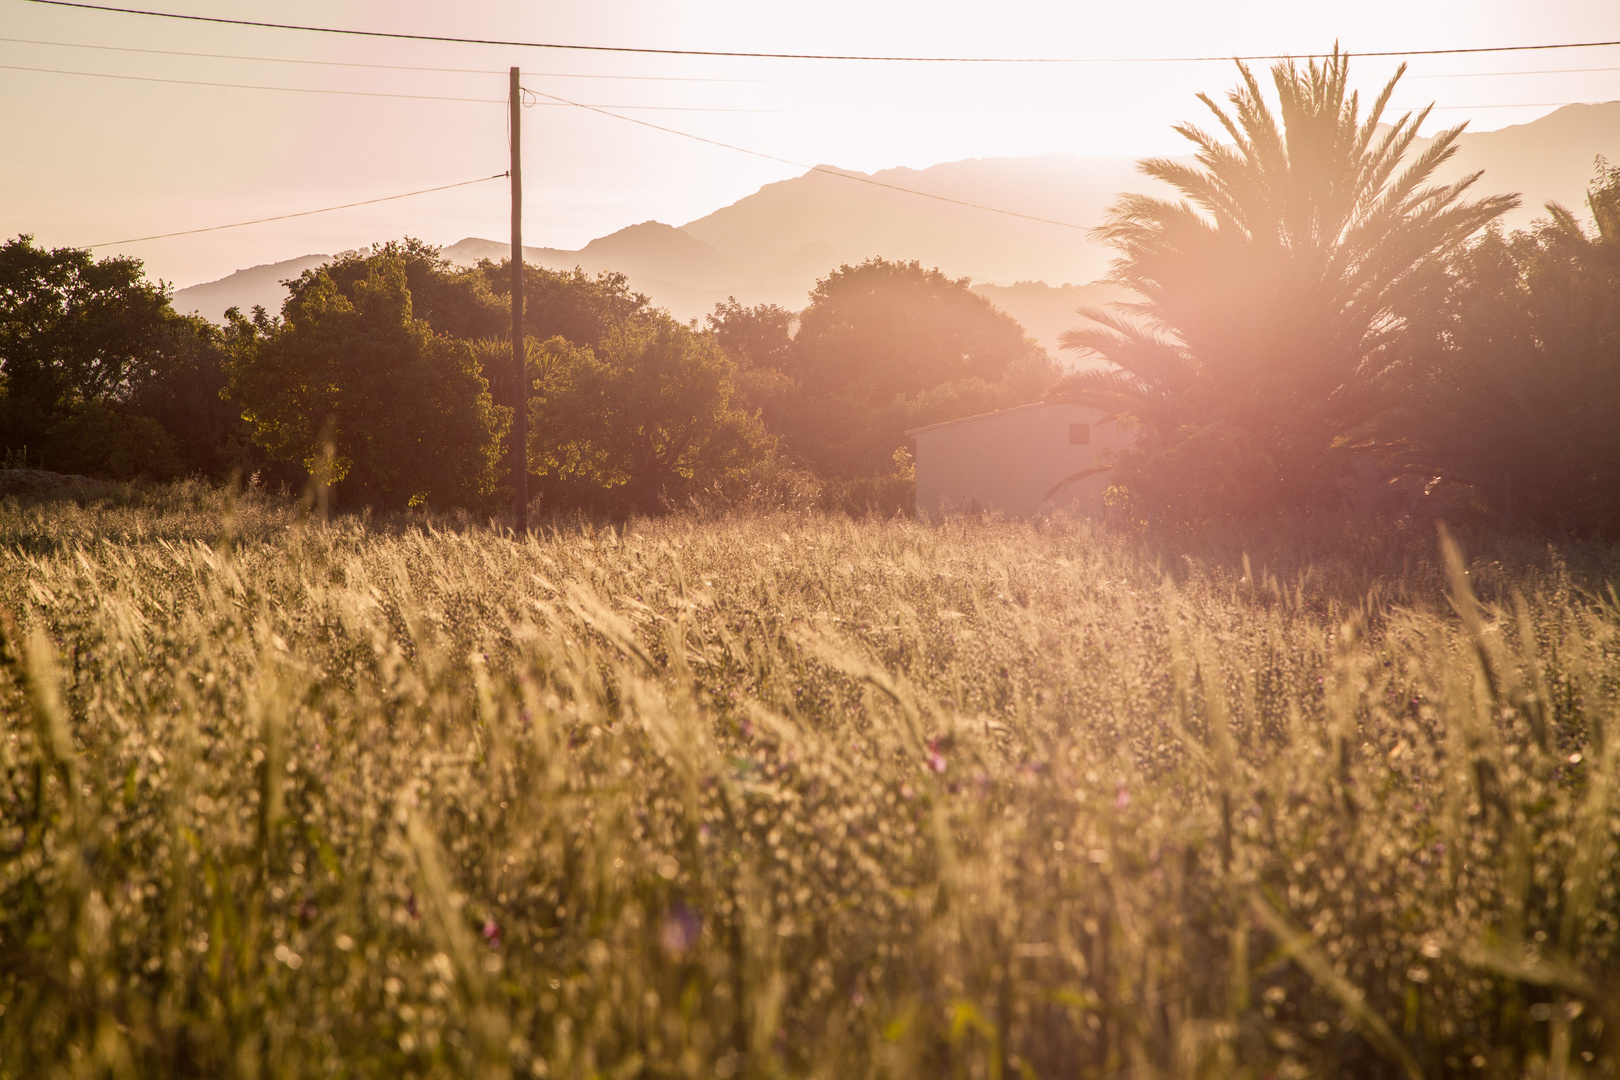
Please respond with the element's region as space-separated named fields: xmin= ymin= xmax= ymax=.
xmin=2 ymin=484 xmax=1618 ymax=1079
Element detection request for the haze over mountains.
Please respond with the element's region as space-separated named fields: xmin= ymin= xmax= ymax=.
xmin=174 ymin=101 xmax=1620 ymax=358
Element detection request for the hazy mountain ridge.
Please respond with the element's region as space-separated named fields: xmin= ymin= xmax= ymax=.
xmin=172 ymin=254 xmax=330 ymax=323
xmin=1433 ymin=102 xmax=1620 ymax=226
xmin=172 ymin=101 xmax=1620 ymax=357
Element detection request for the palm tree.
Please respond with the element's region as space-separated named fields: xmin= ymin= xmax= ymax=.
xmin=1051 ymin=48 xmax=1517 ymax=520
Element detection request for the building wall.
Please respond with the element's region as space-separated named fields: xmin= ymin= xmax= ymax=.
xmin=911 ymin=403 xmax=1129 ymax=520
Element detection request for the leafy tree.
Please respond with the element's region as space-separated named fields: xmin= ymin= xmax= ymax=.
xmin=38 ymin=402 xmax=181 ymax=480
xmin=225 ymin=256 xmax=505 ymax=510
xmin=245 ymin=248 xmax=763 ymax=517
xmin=286 ymin=239 xmax=506 ymax=342
xmin=1389 ymin=160 xmax=1620 ymax=534
xmin=0 ymin=236 xmax=170 ymax=440
xmin=476 ymin=262 xmax=658 ymax=352
xmin=528 ymin=318 xmax=769 ymax=514
xmin=711 ymin=260 xmax=1055 ymax=478
xmin=1050 ymin=50 xmax=1516 ymax=525
xmin=0 ymin=235 xmax=244 ymax=479
xmin=707 ymin=297 xmax=795 ymax=372
xmin=795 ymin=258 xmax=1046 ymax=401
xmin=124 ymin=313 xmax=255 ymax=479
xmin=471 ymin=261 xmax=661 ymax=423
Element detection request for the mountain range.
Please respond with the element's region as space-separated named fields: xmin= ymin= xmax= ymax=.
xmin=173 ymin=101 xmax=1620 ymax=359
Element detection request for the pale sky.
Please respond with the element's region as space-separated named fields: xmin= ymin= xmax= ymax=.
xmin=4 ymin=0 xmax=1618 ymax=288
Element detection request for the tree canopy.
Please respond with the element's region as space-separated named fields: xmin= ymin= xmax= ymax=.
xmin=222 ymin=242 xmax=772 ymax=516
xmin=475 ymin=262 xmax=658 ymax=352
xmin=795 ymin=258 xmax=1046 ymax=401
xmin=284 ymin=239 xmax=506 ymax=343
xmin=226 ymin=255 xmax=505 ymax=511
xmin=711 ymin=259 xmax=1057 ymax=479
xmin=0 ymin=235 xmax=243 ymax=479
xmin=707 ymin=298 xmax=796 ymax=374
xmin=1389 ymin=159 xmax=1620 ymax=534
xmin=529 ymin=319 xmax=770 ymax=515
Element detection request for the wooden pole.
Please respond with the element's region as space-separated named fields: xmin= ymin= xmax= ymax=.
xmin=509 ymin=66 xmax=528 ymax=533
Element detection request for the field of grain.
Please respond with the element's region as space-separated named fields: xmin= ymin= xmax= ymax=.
xmin=2 ymin=486 xmax=1618 ymax=1080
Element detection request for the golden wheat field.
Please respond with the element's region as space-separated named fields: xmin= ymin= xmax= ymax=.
xmin=1 ymin=484 xmax=1618 ymax=1080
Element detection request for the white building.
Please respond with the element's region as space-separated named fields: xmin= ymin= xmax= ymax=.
xmin=906 ymin=402 xmax=1130 ymax=520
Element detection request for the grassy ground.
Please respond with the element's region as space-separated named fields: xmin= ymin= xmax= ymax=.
xmin=1 ymin=485 xmax=1618 ymax=1079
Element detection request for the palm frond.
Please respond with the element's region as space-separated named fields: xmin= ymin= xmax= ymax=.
xmin=1078 ymin=45 xmax=1518 ymax=497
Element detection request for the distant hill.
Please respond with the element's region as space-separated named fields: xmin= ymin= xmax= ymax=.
xmin=176 ymin=101 xmax=1620 ymax=352
xmin=435 ymin=156 xmax=1148 ymax=349
xmin=172 ymin=254 xmax=330 ymax=322
xmin=1429 ymin=102 xmax=1620 ymax=231
xmin=679 ymin=155 xmax=1143 ymax=288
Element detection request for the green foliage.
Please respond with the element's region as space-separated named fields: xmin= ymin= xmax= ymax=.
xmin=476 ymin=261 xmax=659 ymax=352
xmin=231 ymin=246 xmax=772 ymax=518
xmin=1052 ymin=51 xmax=1516 ymax=526
xmin=225 ymin=256 xmax=506 ymax=511
xmin=0 ymin=235 xmax=240 ymax=479
xmin=285 ymin=238 xmax=507 ymax=342
xmin=707 ymin=296 xmax=796 ymax=372
xmin=0 ymin=235 xmax=170 ymax=439
xmin=1390 ymin=159 xmax=1620 ymax=535
xmin=128 ymin=312 xmax=255 ymax=479
xmin=528 ymin=320 xmax=771 ymax=514
xmin=795 ymin=259 xmax=1043 ymax=400
xmin=40 ymin=401 xmax=181 ymax=480
xmin=711 ymin=260 xmax=1057 ymax=479
xmin=2 ymin=494 xmax=1619 ymax=1078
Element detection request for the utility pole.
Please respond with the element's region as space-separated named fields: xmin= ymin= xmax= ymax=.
xmin=509 ymin=66 xmax=528 ymax=533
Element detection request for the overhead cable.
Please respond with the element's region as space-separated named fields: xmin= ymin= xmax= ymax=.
xmin=1405 ymin=65 xmax=1620 ymax=79
xmin=0 ymin=35 xmax=798 ymax=82
xmin=520 ymin=86 xmax=1092 ymax=230
xmin=18 ymin=0 xmax=1620 ymax=64
xmin=1427 ymin=99 xmax=1613 ymax=109
xmin=5 ymin=60 xmax=1609 ymax=118
xmin=7 ymin=36 xmax=1618 ymax=87
xmin=6 ymin=34 xmax=1618 ymax=84
xmin=88 ymin=172 xmax=508 ymax=246
xmin=0 ymin=62 xmax=501 ymax=101
xmin=0 ymin=63 xmax=847 ymax=110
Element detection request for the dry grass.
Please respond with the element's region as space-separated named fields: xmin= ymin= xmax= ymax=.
xmin=1 ymin=487 xmax=1617 ymax=1079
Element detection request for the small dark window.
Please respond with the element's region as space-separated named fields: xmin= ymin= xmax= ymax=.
xmin=1069 ymin=423 xmax=1091 ymax=446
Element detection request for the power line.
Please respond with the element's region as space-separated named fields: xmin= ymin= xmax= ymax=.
xmin=1427 ymin=99 xmax=1614 ymax=110
xmin=0 ymin=62 xmax=500 ymax=101
xmin=13 ymin=43 xmax=1608 ymax=247
xmin=0 ymin=35 xmax=800 ymax=82
xmin=1405 ymin=65 xmax=1620 ymax=79
xmin=88 ymin=172 xmax=508 ymax=246
xmin=7 ymin=34 xmax=1619 ymax=86
xmin=80 ymin=106 xmax=1095 ymax=251
xmin=19 ymin=0 xmax=1620 ymax=64
xmin=520 ymin=87 xmax=1092 ymax=230
xmin=0 ymin=63 xmax=850 ymax=111
xmin=7 ymin=60 xmax=1610 ymax=119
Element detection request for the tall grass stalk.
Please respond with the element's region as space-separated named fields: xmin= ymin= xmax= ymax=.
xmin=1 ymin=488 xmax=1617 ymax=1078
